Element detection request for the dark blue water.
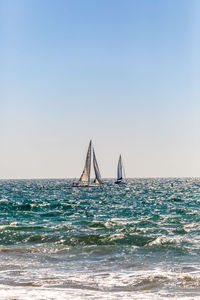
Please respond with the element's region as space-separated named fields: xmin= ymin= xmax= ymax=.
xmin=0 ymin=178 xmax=200 ymax=299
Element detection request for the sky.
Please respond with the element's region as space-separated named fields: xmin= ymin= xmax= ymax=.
xmin=1 ymin=0 xmax=200 ymax=179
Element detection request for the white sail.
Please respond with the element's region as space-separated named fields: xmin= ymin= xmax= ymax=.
xmin=117 ymin=155 xmax=123 ymax=180
xmin=79 ymin=140 xmax=92 ymax=184
xmin=93 ymin=149 xmax=102 ymax=184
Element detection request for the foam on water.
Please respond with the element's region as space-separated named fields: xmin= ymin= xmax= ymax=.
xmin=0 ymin=178 xmax=200 ymax=299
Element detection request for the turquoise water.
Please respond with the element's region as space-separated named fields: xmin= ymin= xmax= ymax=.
xmin=0 ymin=178 xmax=200 ymax=299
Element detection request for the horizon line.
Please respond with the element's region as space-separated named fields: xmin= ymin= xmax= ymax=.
xmin=0 ymin=176 xmax=199 ymax=181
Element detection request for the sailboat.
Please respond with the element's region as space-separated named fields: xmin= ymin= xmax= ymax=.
xmin=115 ymin=154 xmax=126 ymax=184
xmin=73 ymin=140 xmax=103 ymax=187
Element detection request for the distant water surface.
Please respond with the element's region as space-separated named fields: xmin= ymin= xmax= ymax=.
xmin=0 ymin=178 xmax=200 ymax=299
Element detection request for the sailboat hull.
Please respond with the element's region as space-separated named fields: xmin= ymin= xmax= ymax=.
xmin=72 ymin=183 xmax=102 ymax=188
xmin=72 ymin=182 xmax=89 ymax=187
xmin=114 ymin=180 xmax=126 ymax=185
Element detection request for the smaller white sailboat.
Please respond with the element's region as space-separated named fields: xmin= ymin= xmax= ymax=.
xmin=115 ymin=154 xmax=126 ymax=184
xmin=73 ymin=140 xmax=103 ymax=187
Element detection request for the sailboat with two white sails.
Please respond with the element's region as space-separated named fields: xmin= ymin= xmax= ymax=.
xmin=115 ymin=154 xmax=126 ymax=184
xmin=73 ymin=140 xmax=103 ymax=187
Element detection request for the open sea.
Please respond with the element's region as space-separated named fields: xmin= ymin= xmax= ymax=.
xmin=0 ymin=178 xmax=200 ymax=299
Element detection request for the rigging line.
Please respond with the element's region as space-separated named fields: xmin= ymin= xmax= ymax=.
xmin=122 ymin=160 xmax=127 ymax=181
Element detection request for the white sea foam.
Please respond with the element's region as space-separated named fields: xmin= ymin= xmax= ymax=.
xmin=0 ymin=198 xmax=8 ymax=202
xmin=1 ymin=267 xmax=200 ymax=300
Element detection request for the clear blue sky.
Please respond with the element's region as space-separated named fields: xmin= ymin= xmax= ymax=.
xmin=1 ymin=0 xmax=200 ymax=178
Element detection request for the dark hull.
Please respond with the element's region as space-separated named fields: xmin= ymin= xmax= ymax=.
xmin=114 ymin=180 xmax=126 ymax=185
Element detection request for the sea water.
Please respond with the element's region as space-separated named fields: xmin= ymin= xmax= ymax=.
xmin=0 ymin=178 xmax=200 ymax=299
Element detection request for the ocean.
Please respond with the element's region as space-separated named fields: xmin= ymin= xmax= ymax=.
xmin=0 ymin=178 xmax=200 ymax=299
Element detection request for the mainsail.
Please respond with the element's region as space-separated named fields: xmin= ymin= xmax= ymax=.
xmin=79 ymin=140 xmax=92 ymax=184
xmin=93 ymin=149 xmax=102 ymax=184
xmin=117 ymin=154 xmax=123 ymax=181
